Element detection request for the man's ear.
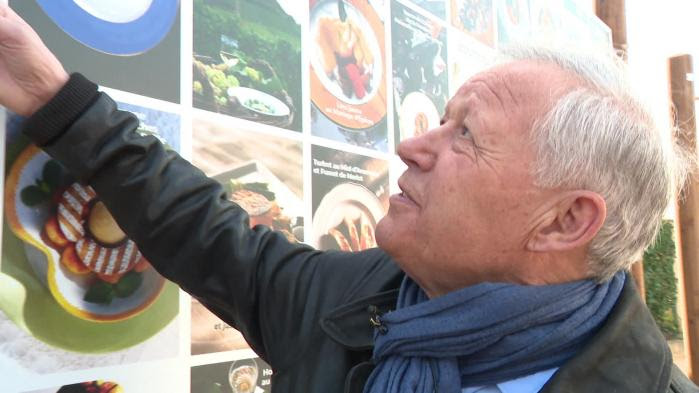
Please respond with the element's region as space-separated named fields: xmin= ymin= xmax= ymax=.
xmin=527 ymin=191 xmax=606 ymax=253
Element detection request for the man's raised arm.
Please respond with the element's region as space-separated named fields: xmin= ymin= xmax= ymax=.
xmin=0 ymin=3 xmax=400 ymax=372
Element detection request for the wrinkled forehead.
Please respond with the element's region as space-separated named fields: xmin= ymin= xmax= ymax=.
xmin=445 ymin=60 xmax=580 ymax=120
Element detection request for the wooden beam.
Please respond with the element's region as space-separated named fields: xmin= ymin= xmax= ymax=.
xmin=595 ymin=0 xmax=646 ymax=298
xmin=671 ymin=54 xmax=699 ymax=382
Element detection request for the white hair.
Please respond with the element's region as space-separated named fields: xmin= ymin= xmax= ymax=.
xmin=501 ymin=45 xmax=691 ymax=281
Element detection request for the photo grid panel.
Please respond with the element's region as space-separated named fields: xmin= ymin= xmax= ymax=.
xmin=309 ymin=0 xmax=390 ymax=152
xmin=0 ymin=0 xmax=616 ymax=391
xmin=191 ymin=111 xmax=303 ymax=360
xmin=1 ymin=98 xmax=181 ymax=390
xmin=311 ymin=144 xmax=389 ymax=253
xmin=391 ymin=0 xmax=449 ymax=149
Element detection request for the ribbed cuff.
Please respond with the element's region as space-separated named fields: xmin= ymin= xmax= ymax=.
xmin=22 ymin=73 xmax=100 ymax=146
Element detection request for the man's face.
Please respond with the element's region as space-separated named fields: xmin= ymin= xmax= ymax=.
xmin=375 ymin=60 xmax=577 ymax=297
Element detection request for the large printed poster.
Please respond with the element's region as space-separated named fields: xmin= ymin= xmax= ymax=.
xmin=0 ymin=0 xmax=612 ymax=391
xmin=191 ymin=112 xmax=303 ymax=356
xmin=450 ymin=0 xmax=496 ymax=47
xmin=1 ymin=97 xmax=181 ymax=391
xmin=9 ymin=0 xmax=181 ymax=103
xmin=391 ymin=0 xmax=449 ymax=147
xmin=193 ymin=0 xmax=303 ymax=132
xmin=192 ymin=357 xmax=273 ymax=393
xmin=407 ymin=0 xmax=447 ymax=20
xmin=309 ymin=0 xmax=389 ymax=151
xmin=311 ymin=145 xmax=388 ymax=252
xmin=496 ymin=0 xmax=532 ymax=45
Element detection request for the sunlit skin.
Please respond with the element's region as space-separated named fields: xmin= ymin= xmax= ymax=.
xmin=375 ymin=60 xmax=607 ymax=298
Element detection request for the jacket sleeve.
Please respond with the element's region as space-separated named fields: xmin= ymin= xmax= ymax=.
xmin=22 ymin=74 xmax=402 ymax=370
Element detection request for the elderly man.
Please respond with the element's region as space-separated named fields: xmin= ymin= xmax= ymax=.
xmin=0 ymin=5 xmax=695 ymax=393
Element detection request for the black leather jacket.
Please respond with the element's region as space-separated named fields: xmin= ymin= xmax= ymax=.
xmin=23 ymin=75 xmax=698 ymax=392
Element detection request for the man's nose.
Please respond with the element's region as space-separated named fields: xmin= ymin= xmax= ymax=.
xmin=396 ymin=126 xmax=443 ymax=171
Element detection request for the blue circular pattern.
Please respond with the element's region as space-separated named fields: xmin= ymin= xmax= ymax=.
xmin=36 ymin=0 xmax=179 ymax=55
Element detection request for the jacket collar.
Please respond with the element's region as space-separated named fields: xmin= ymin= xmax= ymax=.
xmin=541 ymin=276 xmax=672 ymax=392
xmin=320 ymin=288 xmax=399 ymax=351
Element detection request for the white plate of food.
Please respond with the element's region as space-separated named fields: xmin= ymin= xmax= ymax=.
xmin=310 ymin=0 xmax=383 ymax=105
xmin=227 ymin=87 xmax=291 ymax=117
xmin=312 ymin=182 xmax=384 ymax=252
xmin=212 ymin=160 xmax=303 ymax=242
xmin=4 ymin=145 xmax=166 ymax=322
xmin=398 ymin=91 xmax=440 ymax=141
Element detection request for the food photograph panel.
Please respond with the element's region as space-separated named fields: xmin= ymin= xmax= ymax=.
xmin=25 ymin=381 xmax=125 ymax=393
xmin=191 ymin=112 xmax=303 ymax=355
xmin=406 ymin=0 xmax=447 ymax=21
xmin=496 ymin=0 xmax=532 ymax=46
xmin=193 ymin=0 xmax=303 ymax=132
xmin=8 ymin=0 xmax=181 ymax=103
xmin=311 ymin=145 xmax=389 ymax=252
xmin=449 ymin=0 xmax=496 ymax=47
xmin=23 ymin=370 xmax=183 ymax=393
xmin=309 ymin=0 xmax=389 ymax=152
xmin=191 ymin=297 xmax=251 ymax=356
xmin=558 ymin=0 xmax=613 ymax=51
xmin=0 ymin=102 xmax=180 ymax=375
xmin=191 ymin=357 xmax=273 ymax=393
xmin=391 ymin=0 xmax=449 ymax=148
xmin=447 ymin=29 xmax=495 ymax=97
xmin=528 ymin=0 xmax=565 ymax=45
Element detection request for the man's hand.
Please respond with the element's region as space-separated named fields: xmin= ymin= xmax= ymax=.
xmin=0 ymin=4 xmax=68 ymax=116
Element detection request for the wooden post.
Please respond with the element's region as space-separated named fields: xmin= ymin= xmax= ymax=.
xmin=595 ymin=0 xmax=646 ymax=299
xmin=595 ymin=0 xmax=628 ymax=59
xmin=671 ymin=54 xmax=698 ymax=382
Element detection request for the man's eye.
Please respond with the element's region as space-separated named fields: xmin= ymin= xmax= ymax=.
xmin=439 ymin=118 xmax=446 ymax=126
xmin=461 ymin=126 xmax=470 ymax=136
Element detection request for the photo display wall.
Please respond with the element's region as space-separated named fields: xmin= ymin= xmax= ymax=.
xmin=0 ymin=0 xmax=611 ymax=392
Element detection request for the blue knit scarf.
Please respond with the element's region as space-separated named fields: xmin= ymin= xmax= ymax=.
xmin=363 ymin=272 xmax=626 ymax=393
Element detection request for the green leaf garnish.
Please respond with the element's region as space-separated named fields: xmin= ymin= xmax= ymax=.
xmin=20 ymin=185 xmax=49 ymax=206
xmin=84 ymin=281 xmax=115 ymax=304
xmin=42 ymin=160 xmax=64 ymax=189
xmin=114 ymin=271 xmax=143 ymax=298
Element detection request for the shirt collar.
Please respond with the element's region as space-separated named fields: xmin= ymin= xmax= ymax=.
xmin=462 ymin=368 xmax=558 ymax=393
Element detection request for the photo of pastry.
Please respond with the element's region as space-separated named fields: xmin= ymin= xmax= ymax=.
xmin=449 ymin=0 xmax=496 ymax=46
xmin=0 ymin=102 xmax=179 ymax=373
xmin=310 ymin=0 xmax=388 ymax=151
xmin=9 ymin=0 xmax=181 ymax=103
xmin=192 ymin=112 xmax=303 ymax=355
xmin=311 ymin=145 xmax=388 ymax=252
xmin=312 ymin=1 xmax=381 ymax=104
xmin=391 ymin=0 xmax=448 ymax=147
xmin=191 ymin=357 xmax=273 ymax=393
xmin=193 ymin=0 xmax=302 ymax=132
